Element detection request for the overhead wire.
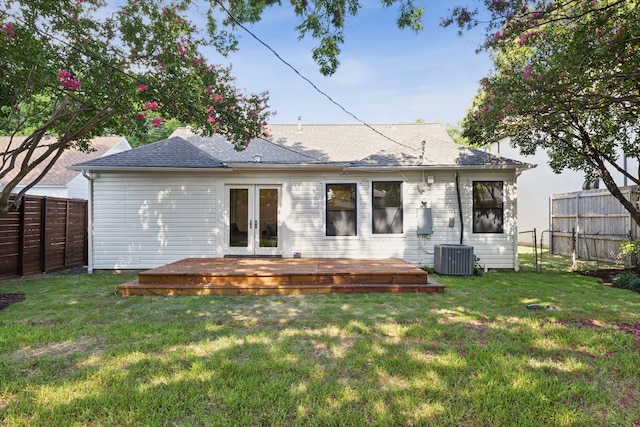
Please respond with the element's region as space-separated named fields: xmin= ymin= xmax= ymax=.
xmin=212 ymin=0 xmax=419 ymax=153
xmin=7 ymin=3 xmax=420 ymax=153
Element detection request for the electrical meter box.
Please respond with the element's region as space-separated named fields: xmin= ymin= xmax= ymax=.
xmin=417 ymin=208 xmax=433 ymax=235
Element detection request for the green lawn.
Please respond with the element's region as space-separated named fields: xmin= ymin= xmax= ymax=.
xmin=1 ymin=268 xmax=639 ymax=426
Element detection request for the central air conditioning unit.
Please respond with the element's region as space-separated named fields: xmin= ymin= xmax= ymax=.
xmin=434 ymin=244 xmax=474 ymax=275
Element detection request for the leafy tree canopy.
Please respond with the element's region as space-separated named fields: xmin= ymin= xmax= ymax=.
xmin=447 ymin=0 xmax=640 ymax=226
xmin=445 ymin=121 xmax=469 ymax=146
xmin=224 ymin=0 xmax=424 ymax=76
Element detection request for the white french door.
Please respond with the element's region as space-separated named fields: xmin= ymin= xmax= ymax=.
xmin=226 ymin=185 xmax=280 ymax=256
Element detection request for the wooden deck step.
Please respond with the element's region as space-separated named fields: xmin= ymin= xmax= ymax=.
xmin=138 ymin=272 xmax=429 ymax=286
xmin=118 ymin=258 xmax=445 ymax=296
xmin=118 ymin=280 xmax=445 ymax=296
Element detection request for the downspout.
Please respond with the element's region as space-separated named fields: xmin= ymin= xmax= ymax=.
xmin=82 ymin=171 xmax=94 ymax=273
xmin=455 ymin=172 xmax=464 ymax=245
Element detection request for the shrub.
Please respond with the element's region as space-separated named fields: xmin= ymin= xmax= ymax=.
xmin=612 ymin=272 xmax=640 ymax=292
xmin=617 ymin=240 xmax=640 ymax=268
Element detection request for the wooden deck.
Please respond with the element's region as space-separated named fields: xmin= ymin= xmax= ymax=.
xmin=118 ymin=258 xmax=445 ymax=296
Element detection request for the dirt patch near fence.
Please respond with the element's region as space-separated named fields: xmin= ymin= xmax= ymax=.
xmin=0 ymin=293 xmax=25 ymax=310
xmin=577 ymin=268 xmax=630 ymax=285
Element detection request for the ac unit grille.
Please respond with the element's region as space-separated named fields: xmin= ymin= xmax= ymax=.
xmin=434 ymin=245 xmax=474 ymax=275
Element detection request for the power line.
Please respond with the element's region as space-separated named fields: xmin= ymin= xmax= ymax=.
xmin=7 ymin=4 xmax=419 ymax=153
xmin=213 ymin=0 xmax=418 ymax=152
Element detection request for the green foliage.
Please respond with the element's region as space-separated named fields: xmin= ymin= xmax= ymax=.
xmin=612 ymin=271 xmax=640 ymax=292
xmin=0 ymin=0 xmax=272 ymax=144
xmin=125 ymin=118 xmax=181 ymax=148
xmin=618 ymin=240 xmax=640 ymax=267
xmin=226 ymin=0 xmax=424 ymax=76
xmin=420 ymin=265 xmax=435 ymax=273
xmin=445 ymin=121 xmax=469 ymax=146
xmin=456 ymin=0 xmax=640 ymax=228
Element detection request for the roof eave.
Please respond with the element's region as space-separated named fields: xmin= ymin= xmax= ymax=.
xmin=69 ymin=162 xmax=535 ymax=173
xmin=345 ymin=163 xmax=536 ymax=172
xmin=67 ymin=166 xmax=231 ymax=172
xmin=68 ymin=163 xmax=347 ymax=172
xmin=225 ymin=163 xmax=347 ymax=170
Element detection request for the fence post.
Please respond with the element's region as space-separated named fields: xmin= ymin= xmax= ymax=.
xmin=17 ymin=198 xmax=26 ymax=277
xmin=539 ymin=230 xmax=544 ymax=270
xmin=64 ymin=200 xmax=70 ymax=267
xmin=533 ymin=228 xmax=538 ymax=272
xmin=571 ymin=227 xmax=577 ymax=270
xmin=575 ymin=192 xmax=580 ymax=259
xmin=41 ymin=196 xmax=47 ymax=273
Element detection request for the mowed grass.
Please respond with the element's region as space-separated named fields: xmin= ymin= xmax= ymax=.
xmin=1 ymin=267 xmax=639 ymax=426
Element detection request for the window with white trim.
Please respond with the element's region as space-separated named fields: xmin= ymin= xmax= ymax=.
xmin=326 ymin=183 xmax=357 ymax=236
xmin=473 ymin=181 xmax=504 ymax=233
xmin=372 ymin=181 xmax=403 ymax=234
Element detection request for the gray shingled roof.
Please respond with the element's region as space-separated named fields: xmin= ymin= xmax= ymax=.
xmin=186 ymin=134 xmax=326 ymax=164
xmin=70 ymin=123 xmax=530 ymax=170
xmin=72 ymin=137 xmax=223 ymax=169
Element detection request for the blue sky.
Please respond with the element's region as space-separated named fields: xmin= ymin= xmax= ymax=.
xmin=216 ymin=1 xmax=494 ymax=126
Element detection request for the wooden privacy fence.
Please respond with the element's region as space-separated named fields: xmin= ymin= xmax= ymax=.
xmin=0 ymin=195 xmax=87 ymax=279
xmin=550 ymin=186 xmax=639 ymax=263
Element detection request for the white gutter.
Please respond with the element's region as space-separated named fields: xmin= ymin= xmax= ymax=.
xmin=344 ymin=164 xmax=536 ymax=172
xmin=224 ymin=163 xmax=346 ymax=170
xmin=68 ymin=166 xmax=236 ymax=172
xmin=81 ymin=170 xmax=94 ymax=274
xmin=68 ymin=164 xmax=347 ymax=172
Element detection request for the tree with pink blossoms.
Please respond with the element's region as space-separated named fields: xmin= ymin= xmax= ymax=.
xmin=445 ymin=0 xmax=640 ymax=228
xmin=0 ymin=0 xmax=427 ymax=213
xmin=0 ymin=0 xmax=273 ymax=213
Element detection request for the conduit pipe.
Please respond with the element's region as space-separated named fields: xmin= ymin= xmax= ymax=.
xmin=82 ymin=170 xmax=94 ymax=273
xmin=455 ymin=172 xmax=464 ymax=245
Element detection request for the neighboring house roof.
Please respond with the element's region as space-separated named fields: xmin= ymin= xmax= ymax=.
xmin=70 ymin=123 xmax=531 ymax=171
xmin=1 ymin=135 xmax=129 ymax=187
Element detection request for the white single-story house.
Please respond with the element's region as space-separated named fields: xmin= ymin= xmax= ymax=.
xmin=70 ymin=123 xmax=533 ymax=273
xmin=1 ymin=135 xmax=130 ymax=199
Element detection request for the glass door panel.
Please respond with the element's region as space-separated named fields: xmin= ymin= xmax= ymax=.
xmin=229 ymin=188 xmax=249 ymax=247
xmin=259 ymin=188 xmax=278 ymax=248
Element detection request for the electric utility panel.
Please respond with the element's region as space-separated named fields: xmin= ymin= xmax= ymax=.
xmin=417 ymin=208 xmax=433 ymax=235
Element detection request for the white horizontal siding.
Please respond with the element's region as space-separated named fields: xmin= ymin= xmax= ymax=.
xmin=90 ymin=169 xmax=520 ymax=270
xmin=91 ymin=172 xmax=219 ymax=270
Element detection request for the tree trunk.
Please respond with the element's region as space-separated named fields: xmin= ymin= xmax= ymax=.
xmin=597 ymin=160 xmax=640 ymax=230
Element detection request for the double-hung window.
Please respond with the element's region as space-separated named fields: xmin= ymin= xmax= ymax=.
xmin=472 ymin=181 xmax=504 ymax=233
xmin=326 ymin=183 xmax=357 ymax=236
xmin=372 ymin=181 xmax=403 ymax=234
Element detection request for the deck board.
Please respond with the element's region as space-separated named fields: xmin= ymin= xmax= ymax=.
xmin=118 ymin=258 xmax=445 ymax=296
